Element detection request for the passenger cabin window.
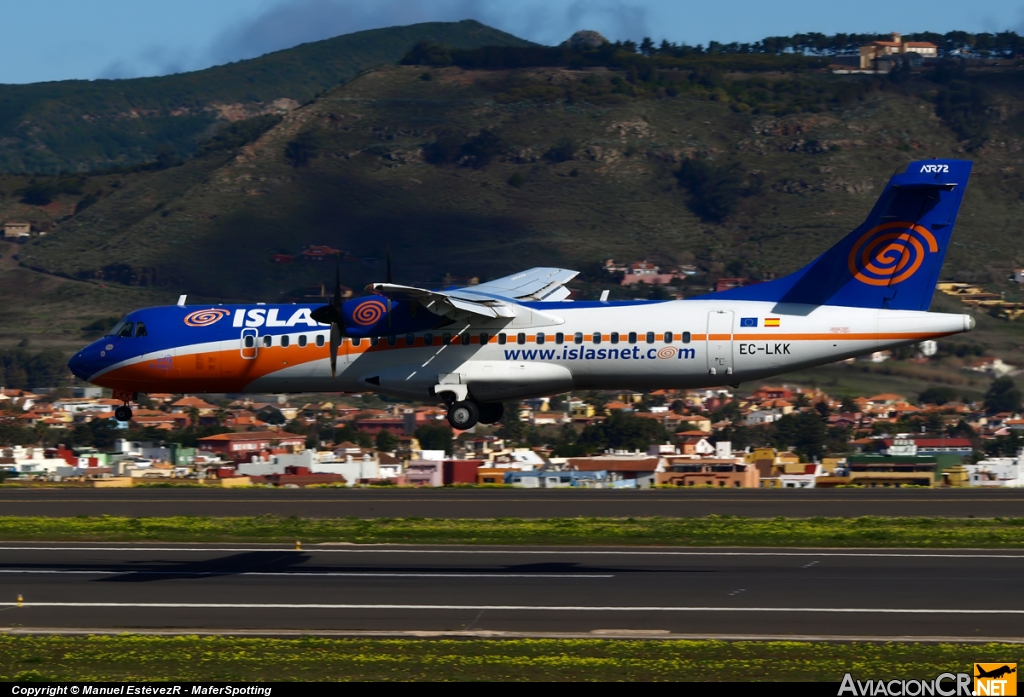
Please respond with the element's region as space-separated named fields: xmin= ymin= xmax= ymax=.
xmin=281 ymin=335 xmax=290 ymax=348
xmin=628 ymin=332 xmax=637 ymax=344
xmin=243 ymin=335 xmax=255 ymax=349
xmin=442 ymin=333 xmax=451 ymax=345
xmin=646 ymin=332 xmax=655 ymax=344
xmin=536 ymin=333 xmax=545 ymax=345
xmin=498 ymin=334 xmax=507 ymax=345
xmin=592 ymin=332 xmax=601 ymax=344
xmin=118 ymin=322 xmax=134 ymax=338
xmin=371 ymin=337 xmax=380 ymax=347
xmin=316 ymin=335 xmax=325 ymax=347
xmin=423 ymin=334 xmax=433 ymax=346
xmin=664 ymin=331 xmax=673 ymax=343
xmin=555 ymin=333 xmax=564 ymax=344
xmin=517 ymin=333 xmax=526 ymax=345
xmin=574 ymin=332 xmax=583 ymax=344
xmin=406 ymin=334 xmax=415 ymax=346
xmin=351 ymin=337 xmax=362 ymax=347
xmin=263 ymin=336 xmax=273 ymax=347
xmin=298 ymin=335 xmax=307 ymax=347
xmin=682 ymin=331 xmax=691 ymax=344
xmin=610 ymin=332 xmax=619 ymax=344
xmin=387 ymin=335 xmax=397 ymax=347
xmin=480 ymin=333 xmax=489 ymax=345
xmin=135 ymin=323 xmax=148 ymax=338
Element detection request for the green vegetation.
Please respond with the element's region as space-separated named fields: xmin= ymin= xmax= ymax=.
xmin=3 ymin=515 xmax=1024 ymax=547
xmin=0 ymin=635 xmax=1016 ymax=681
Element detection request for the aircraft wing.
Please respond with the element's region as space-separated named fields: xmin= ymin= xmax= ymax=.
xmin=450 ymin=267 xmax=579 ymax=302
xmin=366 ymin=283 xmax=516 ymax=319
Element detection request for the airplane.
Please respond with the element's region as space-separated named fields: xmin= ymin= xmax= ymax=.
xmin=68 ymin=158 xmax=975 ymax=430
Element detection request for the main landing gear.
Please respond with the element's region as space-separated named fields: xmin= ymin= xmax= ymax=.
xmin=444 ymin=399 xmax=504 ymax=430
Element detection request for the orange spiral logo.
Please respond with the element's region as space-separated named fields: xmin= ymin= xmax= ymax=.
xmin=657 ymin=347 xmax=677 ymax=359
xmin=847 ymin=222 xmax=938 ymax=287
xmin=183 ymin=308 xmax=230 ymax=327
xmin=352 ymin=300 xmax=386 ymax=326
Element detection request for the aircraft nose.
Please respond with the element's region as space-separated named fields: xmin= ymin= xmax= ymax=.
xmin=68 ymin=351 xmax=92 ymax=381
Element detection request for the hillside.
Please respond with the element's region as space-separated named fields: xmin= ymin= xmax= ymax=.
xmin=0 ymin=20 xmax=532 ymax=173
xmin=6 ymin=52 xmax=1024 ymax=400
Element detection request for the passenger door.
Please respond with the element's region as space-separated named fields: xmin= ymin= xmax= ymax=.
xmin=706 ymin=310 xmax=734 ymax=376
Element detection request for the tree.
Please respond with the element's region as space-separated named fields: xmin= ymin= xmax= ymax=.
xmin=284 ymin=132 xmax=319 ymax=167
xmin=414 ymin=425 xmax=453 ymax=455
xmin=984 ymin=377 xmax=1022 ymax=414
xmin=544 ymin=137 xmax=575 ymax=163
xmin=355 ymin=430 xmax=374 ymax=448
xmin=919 ymin=386 xmax=960 ymax=406
xmin=840 ymin=396 xmax=859 ymax=413
xmin=772 ymin=411 xmax=827 ymax=461
xmin=376 ymin=430 xmax=399 ymax=452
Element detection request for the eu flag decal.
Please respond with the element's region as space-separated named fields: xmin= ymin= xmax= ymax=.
xmin=740 ymin=317 xmax=758 ymax=327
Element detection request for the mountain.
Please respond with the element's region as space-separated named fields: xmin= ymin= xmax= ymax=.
xmin=0 ymin=20 xmax=533 ymax=173
xmin=4 ymin=50 xmax=1024 ymax=404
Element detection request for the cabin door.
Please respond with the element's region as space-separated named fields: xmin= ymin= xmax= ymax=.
xmin=706 ymin=310 xmax=734 ymax=377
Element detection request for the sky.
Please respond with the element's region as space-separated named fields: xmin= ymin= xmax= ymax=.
xmin=1 ymin=0 xmax=1021 ymax=84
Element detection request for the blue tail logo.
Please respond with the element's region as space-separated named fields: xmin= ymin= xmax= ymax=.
xmin=847 ymin=222 xmax=938 ymax=287
xmin=703 ymin=159 xmax=972 ymax=312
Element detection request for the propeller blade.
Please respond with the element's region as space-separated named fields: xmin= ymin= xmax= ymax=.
xmin=329 ymin=323 xmax=341 ymax=378
xmin=333 ymin=256 xmax=342 ymax=306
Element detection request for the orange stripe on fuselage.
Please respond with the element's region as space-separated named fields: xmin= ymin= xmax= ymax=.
xmin=91 ymin=330 xmax=954 ymax=392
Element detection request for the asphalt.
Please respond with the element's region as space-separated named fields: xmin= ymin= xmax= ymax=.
xmin=1 ymin=543 xmax=1023 ymax=639
xmin=1 ymin=487 xmax=1023 ymax=518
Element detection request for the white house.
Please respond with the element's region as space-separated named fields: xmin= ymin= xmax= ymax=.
xmin=965 ymin=453 xmax=1024 ymax=487
xmin=745 ymin=410 xmax=782 ymax=426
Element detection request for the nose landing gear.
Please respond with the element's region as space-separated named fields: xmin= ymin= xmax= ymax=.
xmin=112 ymin=389 xmax=137 ymax=423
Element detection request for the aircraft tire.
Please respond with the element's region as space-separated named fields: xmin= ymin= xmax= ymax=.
xmin=477 ymin=402 xmax=504 ymax=425
xmin=447 ymin=400 xmax=479 ymax=430
xmin=115 ymin=405 xmax=133 ymax=422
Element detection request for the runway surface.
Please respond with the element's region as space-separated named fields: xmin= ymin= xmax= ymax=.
xmin=2 ymin=487 xmax=1024 ymax=518
xmin=0 ymin=543 xmax=1023 ymax=639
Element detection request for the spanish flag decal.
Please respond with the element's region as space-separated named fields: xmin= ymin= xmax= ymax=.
xmin=765 ymin=318 xmax=781 ymax=327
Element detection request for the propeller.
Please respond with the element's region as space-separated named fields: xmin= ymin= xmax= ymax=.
xmin=385 ymin=243 xmax=393 ymax=329
xmin=310 ymin=257 xmax=345 ymax=377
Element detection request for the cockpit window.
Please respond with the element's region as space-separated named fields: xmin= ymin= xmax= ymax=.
xmin=134 ymin=322 xmax=148 ymax=338
xmin=118 ymin=322 xmax=135 ymax=338
xmin=107 ymin=320 xmax=127 ymax=337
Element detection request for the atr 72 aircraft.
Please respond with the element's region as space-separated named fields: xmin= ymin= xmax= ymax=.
xmin=69 ymin=159 xmax=974 ymax=430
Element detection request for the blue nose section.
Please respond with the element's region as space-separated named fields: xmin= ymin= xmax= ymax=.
xmin=67 ymin=351 xmax=90 ymax=381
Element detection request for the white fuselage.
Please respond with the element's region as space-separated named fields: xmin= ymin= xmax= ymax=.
xmin=241 ymin=300 xmax=971 ymax=401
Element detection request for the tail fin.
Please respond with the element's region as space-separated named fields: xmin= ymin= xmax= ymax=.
xmin=708 ymin=159 xmax=972 ymax=311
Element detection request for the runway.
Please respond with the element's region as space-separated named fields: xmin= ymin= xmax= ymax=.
xmin=2 ymin=487 xmax=1024 ymax=518
xmin=1 ymin=543 xmax=1023 ymax=639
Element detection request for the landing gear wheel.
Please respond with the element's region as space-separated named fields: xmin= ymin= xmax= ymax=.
xmin=114 ymin=405 xmax=133 ymax=423
xmin=477 ymin=402 xmax=504 ymax=425
xmin=447 ymin=400 xmax=479 ymax=430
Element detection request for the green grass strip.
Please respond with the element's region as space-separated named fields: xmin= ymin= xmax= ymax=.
xmin=0 ymin=636 xmax=1020 ymax=681
xmin=2 ymin=515 xmax=1024 ymax=546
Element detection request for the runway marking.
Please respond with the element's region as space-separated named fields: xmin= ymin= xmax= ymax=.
xmin=0 ymin=495 xmax=1019 ymax=499
xmin=0 ymin=570 xmax=611 ymax=579
xmin=3 ymin=547 xmax=1024 ymax=559
xmin=5 ymin=602 xmax=1024 ymax=614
